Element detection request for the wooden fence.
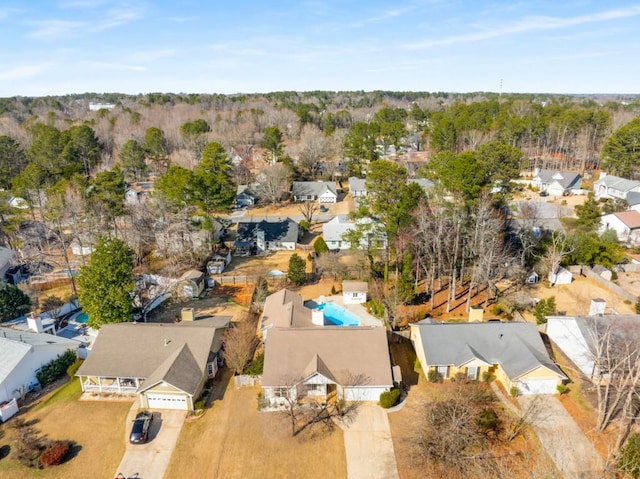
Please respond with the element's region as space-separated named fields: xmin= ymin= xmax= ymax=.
xmin=582 ymin=266 xmax=638 ymax=303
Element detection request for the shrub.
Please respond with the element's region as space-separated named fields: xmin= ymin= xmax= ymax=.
xmin=481 ymin=371 xmax=491 ymax=382
xmin=618 ymin=432 xmax=640 ymax=479
xmin=12 ymin=420 xmax=48 ymax=468
xmin=491 ymin=303 xmax=507 ymax=316
xmin=194 ymin=399 xmax=206 ymax=411
xmin=66 ymin=359 xmax=83 ymax=378
xmin=427 ymin=369 xmax=441 ymax=383
xmin=287 ymin=254 xmax=306 ymax=285
xmin=379 ymin=388 xmax=401 ymax=408
xmin=533 ymin=297 xmax=556 ymax=325
xmin=36 ymin=349 xmax=77 ymax=386
xmin=313 ymin=237 xmax=329 ymax=255
xmin=39 ymin=441 xmax=70 ymax=467
xmin=243 ymin=352 xmax=264 ymax=376
xmin=299 ymin=220 xmax=310 ymax=231
xmin=477 ymin=409 xmax=500 ymax=433
xmin=330 ymin=285 xmax=338 ymax=295
xmin=556 ymin=384 xmax=568 ymax=394
xmin=509 ymin=386 xmax=519 ymax=397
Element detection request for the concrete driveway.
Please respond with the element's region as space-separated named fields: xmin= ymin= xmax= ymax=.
xmin=338 ymin=404 xmax=399 ymax=479
xmin=115 ymin=403 xmax=186 ymax=479
xmin=518 ymin=395 xmax=603 ymax=478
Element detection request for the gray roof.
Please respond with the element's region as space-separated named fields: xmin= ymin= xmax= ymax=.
xmin=237 ymin=183 xmax=258 ymax=198
xmin=236 ymin=218 xmax=299 ymax=244
xmin=408 ymin=178 xmax=434 ymax=190
xmin=348 ymin=177 xmax=366 ymax=193
xmin=411 ymin=322 xmax=566 ymax=381
xmin=595 ymin=174 xmax=640 ymax=192
xmin=342 ymin=280 xmax=368 ymax=293
xmin=627 ymin=192 xmax=640 ymax=206
xmin=535 ymin=169 xmax=582 ymax=189
xmin=262 ymin=327 xmax=393 ymax=387
xmin=261 ymin=289 xmax=312 ymax=329
xmin=322 ymin=215 xmax=355 ymax=243
xmin=0 ymin=326 xmax=78 ymax=347
xmin=292 ymin=181 xmax=337 ymax=198
xmin=76 ymin=318 xmax=230 ymax=395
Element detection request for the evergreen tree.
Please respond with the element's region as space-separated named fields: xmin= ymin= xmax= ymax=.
xmin=287 ymin=253 xmax=306 ymax=285
xmin=77 ymin=238 xmax=134 ymax=329
xmin=574 ymin=192 xmax=601 ymax=230
xmin=193 ymin=141 xmax=236 ymax=215
xmin=0 ymin=284 xmax=31 ymax=322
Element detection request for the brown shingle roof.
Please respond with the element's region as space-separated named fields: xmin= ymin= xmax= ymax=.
xmin=76 ymin=318 xmax=230 ymax=395
xmin=615 ymin=210 xmax=640 ymax=229
xmin=261 ymin=289 xmax=312 ymax=329
xmin=261 ymin=327 xmax=393 ymax=387
xmin=342 ymin=280 xmax=368 ymax=293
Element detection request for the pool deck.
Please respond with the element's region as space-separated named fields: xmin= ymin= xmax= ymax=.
xmin=308 ymin=295 xmax=383 ymax=328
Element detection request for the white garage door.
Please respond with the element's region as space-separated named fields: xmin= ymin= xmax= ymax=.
xmin=518 ymin=379 xmax=558 ymax=395
xmin=146 ymin=393 xmax=188 ymax=410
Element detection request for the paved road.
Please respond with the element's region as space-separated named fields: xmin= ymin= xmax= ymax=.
xmin=115 ymin=403 xmax=186 ymax=479
xmin=517 ymin=395 xmax=604 ymax=479
xmin=338 ymin=404 xmax=399 ymax=479
xmin=224 ymin=208 xmax=336 ymax=223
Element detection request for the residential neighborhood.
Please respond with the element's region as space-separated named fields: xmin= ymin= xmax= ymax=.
xmin=2 ymin=88 xmax=640 ymax=479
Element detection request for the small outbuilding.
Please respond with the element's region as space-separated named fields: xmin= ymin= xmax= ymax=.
xmin=342 ymin=281 xmax=368 ymax=304
xmin=548 ymin=267 xmax=572 ymax=285
xmin=179 ymin=270 xmax=206 ymax=298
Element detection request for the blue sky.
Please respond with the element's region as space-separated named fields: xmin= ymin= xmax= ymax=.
xmin=0 ymin=1 xmax=639 ymax=96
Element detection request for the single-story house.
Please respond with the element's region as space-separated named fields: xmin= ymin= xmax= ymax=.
xmin=235 ymin=184 xmax=258 ymax=208
xmin=348 ymin=177 xmax=367 ymax=197
xmin=292 ymin=181 xmax=338 ymax=203
xmin=261 ymin=326 xmax=394 ymax=406
xmin=546 ymin=314 xmax=640 ymax=381
xmin=179 ymin=269 xmax=206 ymax=298
xmin=125 ymin=181 xmax=154 ymax=205
xmin=0 ymin=326 xmax=79 ymax=404
xmin=75 ymin=317 xmax=230 ymax=411
xmin=235 ymin=218 xmax=301 ymax=255
xmin=593 ymin=173 xmax=640 ymax=201
xmin=410 ymin=321 xmax=567 ymax=395
xmin=548 ymin=266 xmax=572 ymax=285
xmin=627 ymin=192 xmax=640 ymax=212
xmin=322 ymin=215 xmax=386 ymax=251
xmin=342 ymin=280 xmax=368 ymax=304
xmin=600 ymin=210 xmax=640 ymax=245
xmin=531 ymin=168 xmax=582 ymax=196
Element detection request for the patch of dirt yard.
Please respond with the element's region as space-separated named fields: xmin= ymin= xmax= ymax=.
xmin=388 ymin=374 xmax=558 ymax=479
xmin=224 ymin=250 xmax=299 ymax=276
xmin=0 ymin=379 xmax=133 ymax=479
xmin=520 ymin=275 xmax=636 ymax=321
xmin=164 ymin=377 xmax=347 ymax=479
xmin=613 ymin=270 xmax=640 ymax=298
xmin=147 ymin=285 xmax=253 ymax=323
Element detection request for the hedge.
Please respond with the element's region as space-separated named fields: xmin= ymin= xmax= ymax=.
xmin=36 ymin=350 xmax=77 ymax=386
xmin=379 ymin=388 xmax=401 ymax=408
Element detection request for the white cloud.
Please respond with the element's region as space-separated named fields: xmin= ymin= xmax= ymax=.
xmin=86 ymin=61 xmax=146 ymax=71
xmin=27 ymin=19 xmax=86 ymax=40
xmin=128 ymin=49 xmax=177 ymax=62
xmin=403 ymin=5 xmax=640 ymax=50
xmin=0 ymin=62 xmax=52 ymax=80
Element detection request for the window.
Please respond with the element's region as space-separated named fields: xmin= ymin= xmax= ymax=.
xmin=466 ymin=367 xmax=479 ymax=380
xmin=274 ymin=388 xmax=290 ymax=398
xmin=207 ymin=362 xmax=215 ymax=377
xmin=437 ymin=366 xmax=449 ymax=379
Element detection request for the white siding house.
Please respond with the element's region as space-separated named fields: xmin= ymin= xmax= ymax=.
xmin=600 ymin=210 xmax=640 ymax=246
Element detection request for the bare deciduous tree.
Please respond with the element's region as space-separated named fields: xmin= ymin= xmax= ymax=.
xmin=255 ymin=164 xmax=290 ymax=205
xmin=223 ymin=317 xmax=259 ymax=374
xmin=298 ymin=200 xmax=318 ymax=224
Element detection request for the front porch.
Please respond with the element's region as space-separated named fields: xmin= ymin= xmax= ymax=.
xmin=79 ymin=375 xmax=142 ymax=394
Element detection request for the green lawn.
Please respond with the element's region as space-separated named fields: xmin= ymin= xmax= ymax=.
xmin=0 ymin=378 xmax=133 ymax=478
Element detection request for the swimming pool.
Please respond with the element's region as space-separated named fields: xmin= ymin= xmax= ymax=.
xmin=71 ymin=312 xmax=89 ymax=324
xmin=316 ymin=302 xmax=360 ymax=327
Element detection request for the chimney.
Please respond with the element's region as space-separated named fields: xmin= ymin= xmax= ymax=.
xmin=588 ymin=298 xmax=606 ymax=316
xmin=181 ymin=308 xmax=195 ymax=322
xmin=468 ymin=305 xmax=484 ymax=322
xmin=312 ymin=308 xmax=324 ymax=326
xmin=27 ymin=315 xmax=44 ymax=333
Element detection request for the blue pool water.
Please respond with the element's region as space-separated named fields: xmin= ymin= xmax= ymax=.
xmin=316 ymin=302 xmax=360 ymax=326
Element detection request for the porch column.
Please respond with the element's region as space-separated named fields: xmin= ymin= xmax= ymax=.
xmin=98 ymin=376 xmax=103 ymax=393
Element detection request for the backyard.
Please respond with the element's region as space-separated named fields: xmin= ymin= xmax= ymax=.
xmin=0 ymin=379 xmax=132 ymax=478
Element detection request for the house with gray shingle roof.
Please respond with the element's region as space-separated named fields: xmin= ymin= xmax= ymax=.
xmin=235 ymin=217 xmax=301 ymax=255
xmin=348 ymin=177 xmax=367 ymax=197
xmin=532 ymin=168 xmax=582 ymax=196
xmin=75 ymin=317 xmax=230 ymax=411
xmin=410 ymin=321 xmax=566 ymax=395
xmin=292 ymin=181 xmax=338 ymax=203
xmin=593 ymin=173 xmax=640 ymax=201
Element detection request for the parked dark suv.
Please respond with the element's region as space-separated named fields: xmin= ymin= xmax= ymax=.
xmin=129 ymin=411 xmax=153 ymax=444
